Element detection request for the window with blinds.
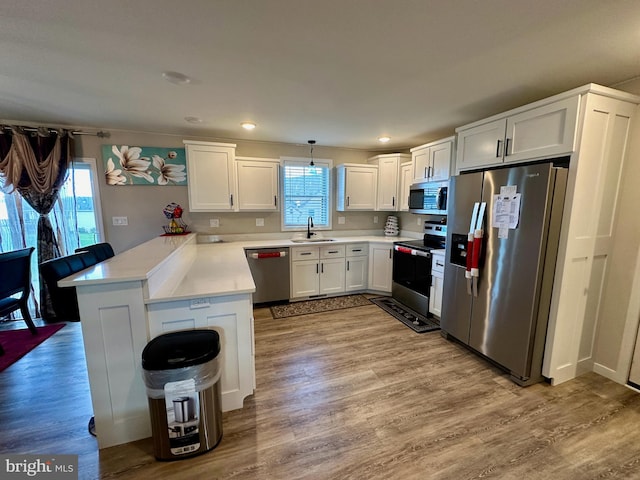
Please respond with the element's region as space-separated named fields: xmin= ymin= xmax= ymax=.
xmin=282 ymin=159 xmax=331 ymax=229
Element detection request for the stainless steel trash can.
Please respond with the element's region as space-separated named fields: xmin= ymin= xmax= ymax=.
xmin=142 ymin=330 xmax=223 ymax=460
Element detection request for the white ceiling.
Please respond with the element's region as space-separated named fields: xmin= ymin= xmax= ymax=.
xmin=1 ymin=0 xmax=639 ymax=150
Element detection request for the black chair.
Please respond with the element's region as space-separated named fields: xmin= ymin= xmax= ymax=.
xmin=39 ymin=244 xmax=114 ymax=322
xmin=0 ymin=247 xmax=38 ymax=354
xmin=75 ymin=242 xmax=115 ymax=262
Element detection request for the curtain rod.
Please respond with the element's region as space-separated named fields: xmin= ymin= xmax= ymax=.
xmin=1 ymin=125 xmax=110 ymax=138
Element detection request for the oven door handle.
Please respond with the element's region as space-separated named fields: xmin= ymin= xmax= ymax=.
xmin=394 ymin=245 xmax=429 ymax=257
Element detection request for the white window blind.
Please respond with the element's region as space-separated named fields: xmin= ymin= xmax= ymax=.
xmin=282 ymin=159 xmax=331 ymax=229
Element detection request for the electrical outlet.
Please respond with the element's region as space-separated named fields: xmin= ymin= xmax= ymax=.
xmin=417 ymin=217 xmax=422 ymax=226
xmin=210 ymin=218 xmax=220 ymax=228
xmin=338 ymin=216 xmax=346 ymax=225
xmin=373 ymin=216 xmax=379 ymax=224
xmin=256 ymin=218 xmax=264 ymax=227
xmin=112 ymin=216 xmax=128 ymax=226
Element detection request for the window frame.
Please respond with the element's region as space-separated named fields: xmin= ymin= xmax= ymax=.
xmin=280 ymin=156 xmax=333 ymax=232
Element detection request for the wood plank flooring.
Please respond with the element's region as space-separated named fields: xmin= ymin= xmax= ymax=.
xmin=1 ymin=303 xmax=640 ymax=479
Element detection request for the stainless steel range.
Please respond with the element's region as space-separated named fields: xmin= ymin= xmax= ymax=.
xmin=392 ymin=220 xmax=446 ymax=317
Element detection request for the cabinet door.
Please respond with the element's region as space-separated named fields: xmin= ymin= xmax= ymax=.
xmin=430 ymin=141 xmax=452 ymax=181
xmin=320 ymin=258 xmax=346 ymax=295
xmin=291 ymin=259 xmax=319 ymax=298
xmin=456 ymin=119 xmax=507 ymax=172
xmin=147 ymin=295 xmax=254 ymax=412
xmin=346 ymin=256 xmax=368 ymax=291
xmin=368 ymin=244 xmax=393 ymax=292
xmin=412 ymin=146 xmax=430 ymax=183
xmin=344 ymin=166 xmax=377 ymax=210
xmin=399 ymin=162 xmax=412 ymax=211
xmin=236 ymin=159 xmax=279 ymax=211
xmin=505 ymin=96 xmax=579 ymax=164
xmin=185 ymin=142 xmax=236 ymax=211
xmin=429 ymin=273 xmax=444 ymax=318
xmin=376 ymin=157 xmax=399 ymax=211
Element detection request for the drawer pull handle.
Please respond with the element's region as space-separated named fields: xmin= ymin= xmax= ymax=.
xmin=352 ymin=249 xmax=362 ymax=252
xmin=328 ymin=250 xmax=339 ymax=254
xmin=301 ymin=252 xmax=312 ymax=256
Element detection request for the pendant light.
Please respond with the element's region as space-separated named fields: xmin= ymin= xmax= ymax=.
xmin=308 ymin=140 xmax=316 ymax=166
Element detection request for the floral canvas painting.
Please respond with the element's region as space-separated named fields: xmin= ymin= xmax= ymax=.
xmin=102 ymin=145 xmax=187 ymax=186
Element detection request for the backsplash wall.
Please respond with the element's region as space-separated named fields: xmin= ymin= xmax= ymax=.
xmin=75 ymin=129 xmax=413 ymax=253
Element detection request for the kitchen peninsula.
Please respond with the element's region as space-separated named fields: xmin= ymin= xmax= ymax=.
xmin=61 ymin=233 xmax=406 ymax=448
xmin=60 ymin=233 xmax=256 ymax=449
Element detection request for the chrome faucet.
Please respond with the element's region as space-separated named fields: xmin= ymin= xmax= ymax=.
xmin=307 ymin=216 xmax=314 ymax=239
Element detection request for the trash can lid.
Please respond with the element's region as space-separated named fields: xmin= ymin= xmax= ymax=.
xmin=142 ymin=330 xmax=221 ymax=370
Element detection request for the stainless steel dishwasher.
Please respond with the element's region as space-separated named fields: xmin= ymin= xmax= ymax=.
xmin=245 ymin=247 xmax=290 ymax=304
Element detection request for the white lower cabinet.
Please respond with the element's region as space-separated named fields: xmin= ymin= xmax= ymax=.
xmin=368 ymin=243 xmax=393 ymax=293
xmin=429 ymin=252 xmax=445 ymax=318
xmin=290 ymin=245 xmax=346 ymax=298
xmin=345 ymin=243 xmax=368 ymax=292
xmin=146 ymin=294 xmax=255 ymax=413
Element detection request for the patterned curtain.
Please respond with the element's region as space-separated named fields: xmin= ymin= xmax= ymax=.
xmin=0 ymin=127 xmax=74 ymax=319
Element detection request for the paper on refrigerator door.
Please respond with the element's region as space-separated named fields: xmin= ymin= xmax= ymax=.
xmin=492 ymin=192 xmax=521 ymax=230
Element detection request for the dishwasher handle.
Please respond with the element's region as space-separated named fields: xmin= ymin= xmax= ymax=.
xmin=249 ymin=251 xmax=288 ymax=259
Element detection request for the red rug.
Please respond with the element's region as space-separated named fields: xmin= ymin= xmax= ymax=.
xmin=0 ymin=324 xmax=65 ymax=372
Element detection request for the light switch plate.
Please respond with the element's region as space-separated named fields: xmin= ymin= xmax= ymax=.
xmin=112 ymin=216 xmax=128 ymax=226
xmin=373 ymin=216 xmax=378 ymax=224
xmin=210 ymin=219 xmax=220 ymax=228
xmin=256 ymin=218 xmax=264 ymax=227
xmin=338 ymin=216 xmax=345 ymax=225
xmin=417 ymin=217 xmax=422 ymax=226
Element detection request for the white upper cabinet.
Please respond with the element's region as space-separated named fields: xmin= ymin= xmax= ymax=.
xmin=336 ymin=164 xmax=378 ymax=211
xmin=399 ymin=161 xmax=412 ymax=211
xmin=410 ymin=137 xmax=454 ymax=183
xmin=184 ymin=141 xmax=237 ymax=212
xmin=236 ymin=157 xmax=279 ymax=211
xmin=368 ymin=154 xmax=410 ymax=211
xmin=456 ymin=96 xmax=579 ymax=172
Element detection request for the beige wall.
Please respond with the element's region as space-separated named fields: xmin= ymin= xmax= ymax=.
xmin=75 ymin=131 xmax=418 ymax=253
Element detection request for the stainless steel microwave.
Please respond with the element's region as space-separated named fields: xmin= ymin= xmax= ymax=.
xmin=408 ymin=181 xmax=448 ymax=214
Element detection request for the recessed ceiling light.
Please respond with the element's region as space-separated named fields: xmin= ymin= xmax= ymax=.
xmin=241 ymin=122 xmax=256 ymax=131
xmin=162 ymin=71 xmax=192 ymax=85
xmin=378 ymin=136 xmax=391 ymax=143
xmin=184 ymin=116 xmax=203 ymax=124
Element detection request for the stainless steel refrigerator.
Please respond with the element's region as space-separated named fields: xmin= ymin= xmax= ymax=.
xmin=441 ymin=162 xmax=567 ymax=386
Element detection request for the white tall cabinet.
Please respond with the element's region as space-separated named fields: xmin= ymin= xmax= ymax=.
xmin=367 ymin=154 xmax=410 ymax=211
xmin=184 ymin=141 xmax=237 ymax=211
xmin=454 ymin=84 xmax=640 ymax=387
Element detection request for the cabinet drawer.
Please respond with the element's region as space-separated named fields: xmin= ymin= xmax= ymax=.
xmin=346 ymin=243 xmax=367 ymax=257
xmin=291 ymin=246 xmax=319 ymax=261
xmin=432 ymin=254 xmax=445 ymax=274
xmin=320 ymin=245 xmax=345 ymax=259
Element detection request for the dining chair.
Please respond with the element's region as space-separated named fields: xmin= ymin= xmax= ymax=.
xmin=0 ymin=247 xmax=38 ymax=348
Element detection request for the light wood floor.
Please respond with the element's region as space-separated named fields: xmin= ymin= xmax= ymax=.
xmin=2 ymin=303 xmax=640 ymax=479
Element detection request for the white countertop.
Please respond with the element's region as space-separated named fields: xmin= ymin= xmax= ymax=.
xmin=59 ymin=233 xmax=415 ymax=302
xmin=59 ymin=233 xmax=197 ymax=287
